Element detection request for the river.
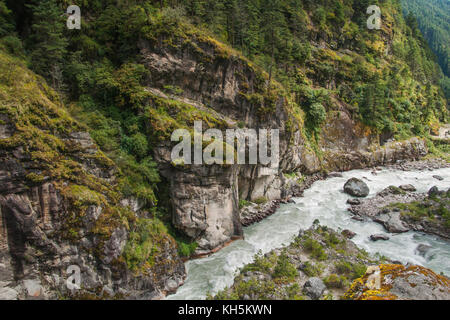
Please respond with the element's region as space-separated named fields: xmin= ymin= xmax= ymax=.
xmin=167 ymin=167 xmax=450 ymax=300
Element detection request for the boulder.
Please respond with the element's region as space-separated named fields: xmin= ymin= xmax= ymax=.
xmin=328 ymin=172 xmax=343 ymax=178
xmin=370 ymin=234 xmax=390 ymax=241
xmin=303 ymin=277 xmax=326 ymax=300
xmin=23 ymin=279 xmax=44 ymax=299
xmin=415 ymin=244 xmax=432 ymax=257
xmin=428 ymin=186 xmax=440 ymax=197
xmin=373 ymin=211 xmax=410 ymax=233
xmin=344 ymin=178 xmax=370 ymax=198
xmin=344 ymin=264 xmax=450 ymax=300
xmin=342 ymin=230 xmax=356 ymax=239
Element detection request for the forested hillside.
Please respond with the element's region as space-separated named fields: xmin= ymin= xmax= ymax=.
xmin=401 ymin=0 xmax=450 ymax=98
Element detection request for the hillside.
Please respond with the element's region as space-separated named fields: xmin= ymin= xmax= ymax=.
xmin=0 ymin=0 xmax=448 ymax=299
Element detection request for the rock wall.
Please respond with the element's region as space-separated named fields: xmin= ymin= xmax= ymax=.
xmin=140 ymin=36 xmax=429 ymax=255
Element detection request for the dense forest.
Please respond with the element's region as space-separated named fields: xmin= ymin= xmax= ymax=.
xmin=401 ymin=0 xmax=450 ymax=98
xmin=0 ymin=0 xmax=448 ymax=282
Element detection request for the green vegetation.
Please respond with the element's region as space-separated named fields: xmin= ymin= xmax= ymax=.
xmin=272 ymin=252 xmax=298 ymax=282
xmin=302 ymin=236 xmax=328 ymax=261
xmin=401 ymin=0 xmax=450 ymax=99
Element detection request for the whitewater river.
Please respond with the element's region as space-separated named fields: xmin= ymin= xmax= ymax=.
xmin=168 ymin=167 xmax=450 ymax=300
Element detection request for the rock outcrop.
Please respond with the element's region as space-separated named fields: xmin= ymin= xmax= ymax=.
xmin=344 ymin=178 xmax=370 ymax=198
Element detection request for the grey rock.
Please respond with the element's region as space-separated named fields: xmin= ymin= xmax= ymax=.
xmin=0 ymin=287 xmax=18 ymax=300
xmin=347 ymin=198 xmax=361 ymax=205
xmin=328 ymin=172 xmax=343 ymax=178
xmin=390 ymin=272 xmax=450 ymax=300
xmin=23 ymin=279 xmax=44 ymax=299
xmin=428 ymin=186 xmax=440 ymax=197
xmin=344 ymin=178 xmax=370 ymax=198
xmin=303 ymin=277 xmax=326 ymax=300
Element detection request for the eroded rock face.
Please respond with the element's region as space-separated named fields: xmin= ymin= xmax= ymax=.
xmin=344 ymin=264 xmax=450 ymax=300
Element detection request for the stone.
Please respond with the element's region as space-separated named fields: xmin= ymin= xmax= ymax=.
xmin=303 ymin=277 xmax=326 ymax=300
xmin=399 ymin=184 xmax=416 ymax=192
xmin=428 ymin=186 xmax=440 ymax=197
xmin=328 ymin=172 xmax=343 ymax=178
xmin=373 ymin=211 xmax=410 ymax=233
xmin=344 ymin=265 xmax=450 ymax=300
xmin=344 ymin=178 xmax=370 ymax=198
xmin=347 ymin=198 xmax=361 ymax=205
xmin=370 ymin=234 xmax=390 ymax=241
xmin=415 ymin=244 xmax=432 ymax=257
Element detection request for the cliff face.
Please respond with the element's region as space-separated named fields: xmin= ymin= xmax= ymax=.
xmin=140 ymin=29 xmax=428 ymax=254
xmin=0 ymin=52 xmax=185 ymax=299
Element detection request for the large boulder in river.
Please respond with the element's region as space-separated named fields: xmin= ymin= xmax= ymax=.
xmin=344 ymin=178 xmax=370 ymax=197
xmin=343 ymin=264 xmax=450 ymax=300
